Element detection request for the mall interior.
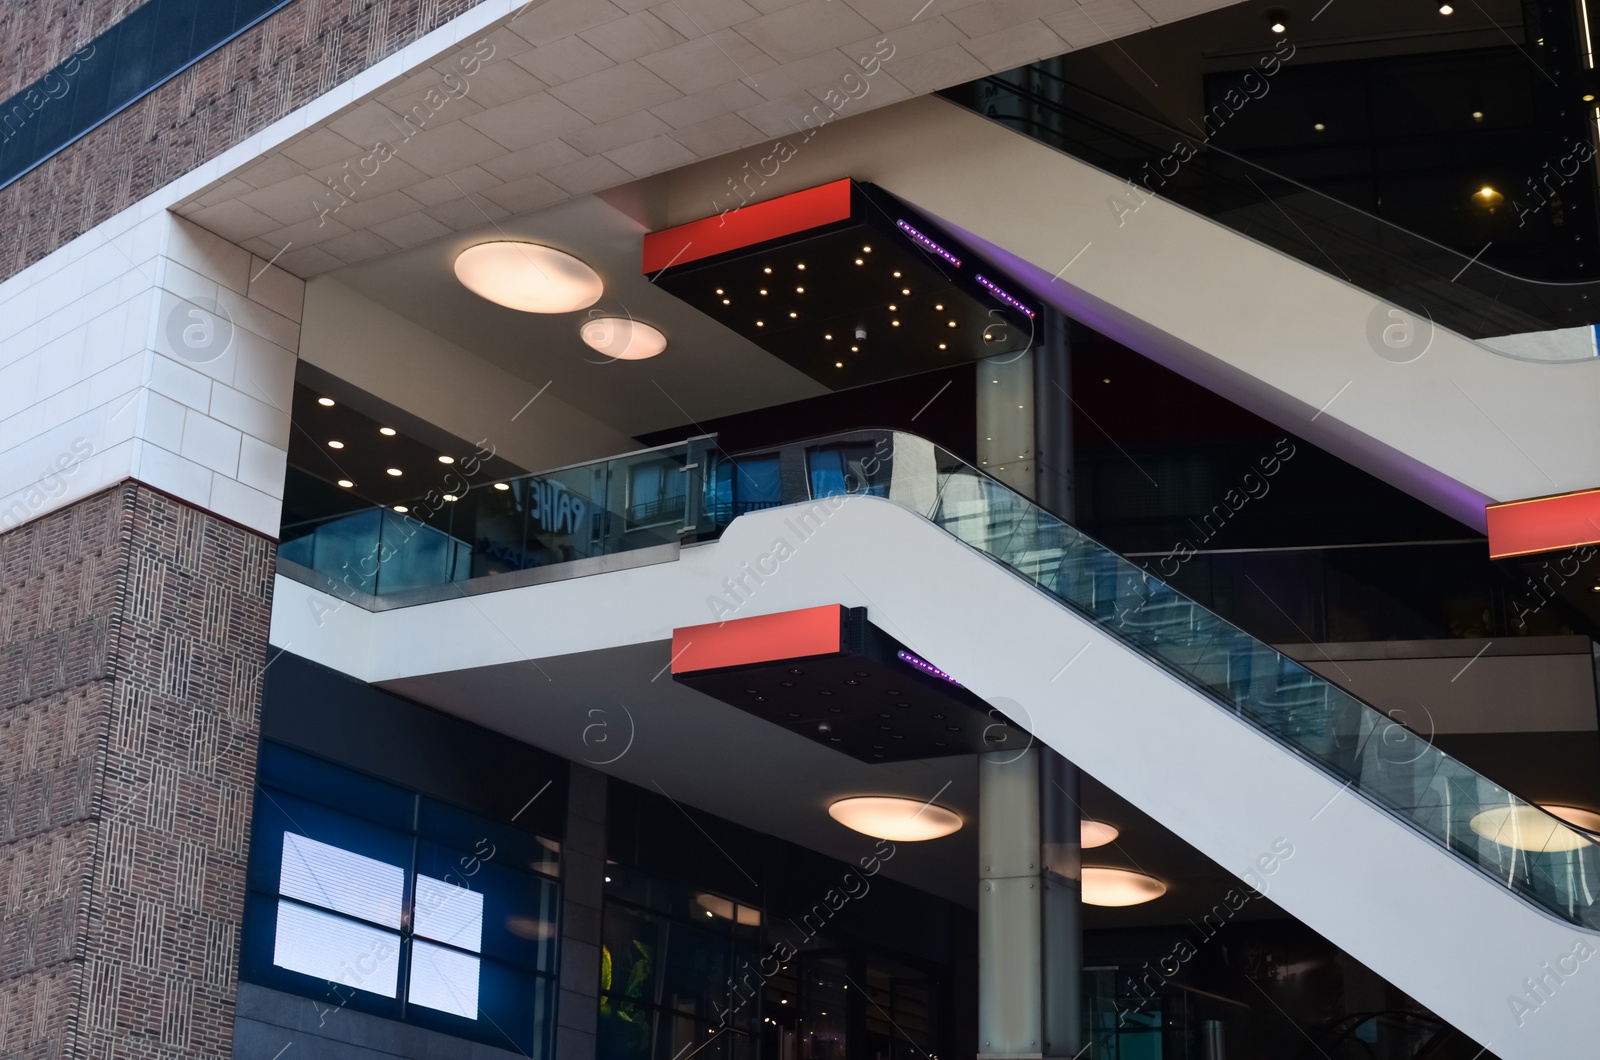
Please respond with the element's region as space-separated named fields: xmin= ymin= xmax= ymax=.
xmin=4 ymin=0 xmax=1600 ymax=1058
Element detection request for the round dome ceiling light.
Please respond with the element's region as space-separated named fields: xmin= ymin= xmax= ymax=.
xmin=1545 ymin=804 xmax=1600 ymax=833
xmin=454 ymin=241 xmax=603 ymax=313
xmin=581 ymin=316 xmax=667 ymax=360
xmin=1469 ymin=805 xmax=1593 ymax=852
xmin=1081 ymin=821 xmax=1119 ymax=849
xmin=1082 ymin=867 xmax=1166 ymax=907
xmin=828 ymin=796 xmax=963 ymax=841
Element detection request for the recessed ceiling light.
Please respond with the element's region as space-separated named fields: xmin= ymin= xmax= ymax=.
xmin=901 ymin=288 xmax=910 ymax=295
xmin=1082 ymin=821 xmax=1119 ymax=848
xmin=938 ymin=343 xmax=946 ymax=349
xmin=1082 ymin=867 xmax=1166 ymax=906
xmin=393 ymin=505 xmax=408 ymax=513
xmin=835 ymin=361 xmax=844 ymax=368
xmin=438 ymin=455 xmax=454 ymax=464
xmin=828 ymin=796 xmax=962 ymax=841
xmin=756 ymin=320 xmax=765 ymax=327
xmin=581 ymin=317 xmax=667 ymax=360
xmin=722 ymin=298 xmax=730 ymax=305
xmin=888 ymin=304 xmax=897 ymax=311
xmin=337 ymin=479 xmax=354 ymax=488
xmin=493 ymin=482 xmax=510 ymax=491
xmin=948 ymin=320 xmax=957 ymax=327
xmin=824 ymin=333 xmax=833 ymax=340
xmin=854 ymin=258 xmax=864 ymax=266
xmin=797 ymin=263 xmax=806 ymax=270
xmin=1546 ymin=805 xmax=1600 ymax=832
xmin=850 ymin=345 xmax=859 ymax=352
xmin=1103 ymin=377 xmax=1112 ymax=384
xmin=1439 ymin=2 xmax=1453 ymax=12
xmin=892 ymin=271 xmax=902 ymax=278
xmin=715 ymin=288 xmax=724 ymax=295
xmin=796 ymin=286 xmax=805 ymax=293
xmin=862 ymin=245 xmax=872 ymax=252
xmin=379 ymin=427 xmax=397 ymax=436
xmin=327 ymin=440 xmax=345 ymax=449
xmin=1473 ymin=109 xmax=1486 ymax=118
xmin=760 ymin=289 xmax=768 ymax=295
xmin=1473 ymin=185 xmax=1504 ymax=207
xmin=789 ymin=311 xmax=798 ymax=318
xmin=1470 ymin=805 xmax=1593 ymax=851
xmin=1313 ymin=122 xmax=1326 ymax=131
xmin=443 ymin=494 xmax=458 ymax=502
xmin=317 ymin=397 xmax=335 ymax=407
xmin=454 ymin=241 xmax=603 ymax=313
xmin=763 ymin=266 xmax=772 ymax=274
xmin=1585 ymin=95 xmax=1597 ymax=103
xmin=386 ymin=468 xmax=402 ymax=477
xmin=891 ymin=320 xmax=900 ymax=326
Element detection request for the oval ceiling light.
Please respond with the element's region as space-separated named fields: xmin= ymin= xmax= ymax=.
xmin=1082 ymin=867 xmax=1167 ymax=907
xmin=1081 ymin=821 xmax=1119 ymax=849
xmin=1545 ymin=804 xmax=1600 ymax=833
xmin=828 ymin=796 xmax=963 ymax=841
xmin=454 ymin=241 xmax=603 ymax=313
xmin=580 ymin=316 xmax=667 ymax=360
xmin=1469 ymin=805 xmax=1592 ymax=852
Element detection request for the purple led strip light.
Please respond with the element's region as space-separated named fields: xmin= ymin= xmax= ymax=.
xmin=897 ymin=649 xmax=962 ymax=687
xmin=895 ymin=220 xmax=961 ymax=267
xmin=974 ymin=274 xmax=1036 ymax=318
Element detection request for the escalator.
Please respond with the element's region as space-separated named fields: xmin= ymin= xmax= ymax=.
xmin=274 ymin=428 xmax=1600 ymax=1060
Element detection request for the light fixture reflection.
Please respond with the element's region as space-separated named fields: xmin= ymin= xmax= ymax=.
xmin=581 ymin=317 xmax=667 ymax=360
xmin=696 ymin=893 xmax=762 ymax=926
xmin=1469 ymin=805 xmax=1592 ymax=852
xmin=1546 ymin=805 xmax=1600 ymax=832
xmin=454 ymin=241 xmax=603 ymax=313
xmin=828 ymin=796 xmax=963 ymax=841
xmin=1081 ymin=821 xmax=1119 ymax=848
xmin=1082 ymin=867 xmax=1167 ymax=906
xmin=505 ymin=916 xmax=557 ymax=941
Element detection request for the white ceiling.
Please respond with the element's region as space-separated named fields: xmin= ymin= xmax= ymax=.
xmin=322 ymin=194 xmax=827 ymax=436
xmin=383 ymin=639 xmax=1284 ymax=926
xmin=171 ymin=0 xmax=1246 ymax=277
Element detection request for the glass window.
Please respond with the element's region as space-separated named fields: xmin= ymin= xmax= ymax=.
xmin=243 ymin=749 xmax=561 ymax=1055
xmin=627 ymin=460 xmax=687 ymax=527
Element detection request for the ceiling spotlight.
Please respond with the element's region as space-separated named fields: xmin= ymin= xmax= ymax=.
xmin=828 ymin=796 xmax=962 ymax=841
xmin=317 ymin=397 xmax=335 ymax=407
xmin=386 ymin=468 xmax=402 ymax=477
xmin=891 ymin=320 xmax=900 ymax=326
xmin=947 ymin=320 xmax=958 ymax=328
xmin=715 ymin=288 xmax=724 ymax=295
xmin=862 ymin=245 xmax=872 ymax=252
xmin=854 ymin=258 xmax=864 ymax=266
xmin=1472 ymin=109 xmax=1485 ymax=119
xmin=763 ymin=266 xmax=772 ymax=274
xmin=888 ymin=304 xmax=898 ymax=311
xmin=337 ymin=479 xmax=354 ymax=488
xmin=393 ymin=505 xmax=408 ymax=513
xmin=493 ymin=482 xmax=510 ymax=491
xmin=722 ymin=298 xmax=731 ymax=305
xmin=379 ymin=427 xmax=396 ymax=436
xmin=1473 ymin=185 xmax=1504 ymax=207
xmin=824 ymin=333 xmax=833 ymax=340
xmin=850 ymin=345 xmax=859 ymax=352
xmin=935 ymin=303 xmax=944 ymax=311
xmin=797 ymin=263 xmax=806 ymax=270
xmin=581 ymin=317 xmax=668 ymax=360
xmin=756 ymin=320 xmax=765 ymax=327
xmin=835 ymin=361 xmax=844 ymax=368
xmin=1313 ymin=122 xmax=1326 ymax=131
xmin=1470 ymin=805 xmax=1592 ymax=852
xmin=760 ymin=289 xmax=768 ymax=295
xmin=789 ymin=311 xmax=798 ymax=318
xmin=938 ymin=343 xmax=947 ymax=349
xmin=901 ymin=288 xmax=911 ymax=296
xmin=796 ymin=286 xmax=805 ymax=293
xmin=1585 ymin=94 xmax=1597 ymax=103
xmin=443 ymin=494 xmax=458 ymax=502
xmin=1082 ymin=867 xmax=1167 ymax=906
xmin=1082 ymin=821 xmax=1119 ymax=848
xmin=454 ymin=241 xmax=603 ymax=313
xmin=892 ymin=271 xmax=902 ymax=278
xmin=1439 ymin=2 xmax=1453 ymax=12
xmin=327 ymin=440 xmax=345 ymax=449
xmin=1265 ymin=7 xmax=1288 ymax=33
xmin=438 ymin=455 xmax=454 ymax=464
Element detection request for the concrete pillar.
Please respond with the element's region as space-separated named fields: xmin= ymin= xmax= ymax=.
xmin=1033 ymin=308 xmax=1074 ymax=522
xmin=978 ymin=746 xmax=1082 ymax=1059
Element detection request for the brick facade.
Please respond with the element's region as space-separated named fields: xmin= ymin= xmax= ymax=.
xmin=0 ymin=483 xmax=275 ymax=1060
xmin=0 ymin=0 xmax=482 ymax=283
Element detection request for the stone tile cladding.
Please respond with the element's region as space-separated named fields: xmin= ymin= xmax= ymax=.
xmin=0 ymin=0 xmax=480 ymax=282
xmin=0 ymin=482 xmax=275 ymax=1060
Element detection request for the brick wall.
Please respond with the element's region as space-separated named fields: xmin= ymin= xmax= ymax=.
xmin=0 ymin=0 xmax=483 ymax=284
xmin=0 ymin=482 xmax=275 ymax=1060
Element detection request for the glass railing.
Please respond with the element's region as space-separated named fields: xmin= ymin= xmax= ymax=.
xmin=761 ymin=429 xmax=1600 ymax=931
xmin=277 ymin=436 xmax=721 ymax=601
xmin=940 ymin=67 xmax=1600 ymax=343
xmin=277 ymin=426 xmax=1600 ymax=930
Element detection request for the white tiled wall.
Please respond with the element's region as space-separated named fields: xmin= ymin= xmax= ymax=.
xmin=0 ymin=211 xmax=303 ymax=537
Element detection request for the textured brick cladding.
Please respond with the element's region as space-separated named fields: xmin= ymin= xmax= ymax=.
xmin=0 ymin=1 xmax=154 ymax=97
xmin=0 ymin=0 xmax=482 ymax=283
xmin=0 ymin=482 xmax=276 ymax=1060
